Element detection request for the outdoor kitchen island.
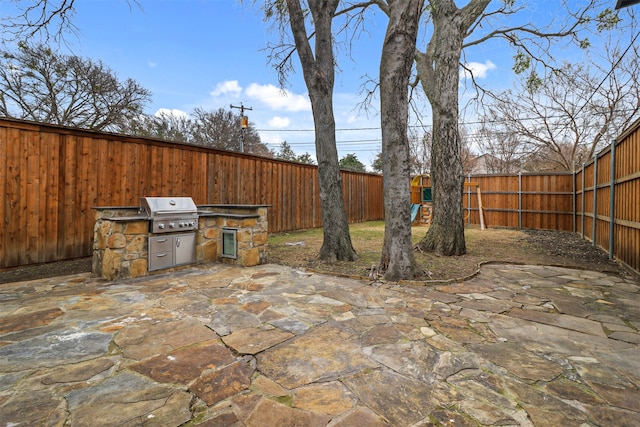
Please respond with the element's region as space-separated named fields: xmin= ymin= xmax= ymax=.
xmin=92 ymin=198 xmax=268 ymax=281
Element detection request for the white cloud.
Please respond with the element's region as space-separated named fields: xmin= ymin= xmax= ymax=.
xmin=268 ymin=116 xmax=290 ymax=128
xmin=245 ymin=83 xmax=311 ymax=112
xmin=461 ymin=60 xmax=496 ymax=79
xmin=148 ymin=61 xmax=157 ymax=68
xmin=259 ymin=132 xmax=285 ymax=147
xmin=345 ymin=114 xmax=358 ymax=124
xmin=210 ymin=80 xmax=242 ymax=97
xmin=154 ymin=108 xmax=189 ymax=119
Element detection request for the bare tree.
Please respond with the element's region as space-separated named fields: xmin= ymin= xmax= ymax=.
xmin=191 ymin=108 xmax=271 ymax=156
xmin=413 ymin=0 xmax=490 ymax=256
xmin=121 ymin=108 xmax=273 ymax=155
xmin=0 ymin=0 xmax=79 ymax=43
xmin=266 ymin=0 xmax=358 ymax=262
xmin=1 ymin=0 xmax=141 ymax=43
xmin=372 ymin=129 xmax=431 ymax=175
xmin=479 ymin=39 xmax=640 ymax=172
xmin=0 ymin=43 xmax=150 ymax=131
xmin=475 ymin=126 xmax=526 ymax=173
xmin=408 ymin=128 xmax=432 ymax=175
xmin=414 ymin=0 xmax=618 ymax=256
xmin=459 ymin=126 xmax=479 ymax=175
xmin=120 ymin=111 xmax=193 ymax=142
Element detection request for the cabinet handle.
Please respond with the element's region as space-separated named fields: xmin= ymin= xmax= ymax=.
xmin=176 ymin=237 xmax=181 ymax=247
xmin=157 ymin=238 xmax=168 ymax=243
xmin=156 ymin=253 xmax=168 ymax=257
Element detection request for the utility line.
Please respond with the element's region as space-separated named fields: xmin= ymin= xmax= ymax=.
xmin=256 ymin=106 xmax=640 ymax=135
xmin=259 ymin=31 xmax=640 ymax=144
xmin=570 ymin=30 xmax=640 ymax=122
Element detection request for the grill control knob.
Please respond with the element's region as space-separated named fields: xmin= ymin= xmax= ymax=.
xmin=158 ymin=224 xmax=165 ymax=229
xmin=169 ymin=222 xmax=176 ymax=228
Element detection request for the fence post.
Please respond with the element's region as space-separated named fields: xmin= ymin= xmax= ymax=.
xmin=581 ymin=163 xmax=585 ymax=239
xmin=572 ymin=169 xmax=576 ymax=233
xmin=467 ymin=174 xmax=471 ymax=227
xmin=592 ymin=153 xmax=598 ymax=246
xmin=518 ymin=173 xmax=522 ymax=229
xmin=609 ymin=140 xmax=616 ymax=259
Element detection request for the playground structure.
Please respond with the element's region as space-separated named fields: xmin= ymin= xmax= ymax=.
xmin=410 ymin=174 xmax=486 ymax=230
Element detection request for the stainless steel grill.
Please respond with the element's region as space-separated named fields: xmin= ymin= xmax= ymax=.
xmin=140 ymin=197 xmax=198 ymax=271
xmin=140 ymin=197 xmax=198 ymax=233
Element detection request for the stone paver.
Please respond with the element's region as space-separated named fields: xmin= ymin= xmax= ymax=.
xmin=0 ymin=262 xmax=639 ymax=426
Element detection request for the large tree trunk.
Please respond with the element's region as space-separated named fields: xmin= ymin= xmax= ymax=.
xmin=312 ymin=89 xmax=356 ymax=261
xmin=285 ymin=0 xmax=357 ymax=261
xmin=415 ymin=0 xmax=489 ymax=256
xmin=379 ymin=0 xmax=424 ymax=280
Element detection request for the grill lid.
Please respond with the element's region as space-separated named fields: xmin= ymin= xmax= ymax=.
xmin=140 ymin=197 xmax=197 ymax=217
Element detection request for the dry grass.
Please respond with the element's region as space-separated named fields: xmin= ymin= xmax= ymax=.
xmin=0 ymin=221 xmax=624 ymax=284
xmin=267 ymin=221 xmax=624 ymax=281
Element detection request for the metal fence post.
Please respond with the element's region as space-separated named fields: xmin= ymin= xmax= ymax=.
xmin=518 ymin=173 xmax=522 ymax=229
xmin=581 ymin=163 xmax=585 ymax=239
xmin=592 ymin=153 xmax=598 ymax=246
xmin=572 ymin=168 xmax=576 ymax=233
xmin=609 ymin=140 xmax=616 ymax=259
xmin=467 ymin=174 xmax=471 ymax=227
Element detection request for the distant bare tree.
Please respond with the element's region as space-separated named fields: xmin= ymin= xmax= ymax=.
xmin=479 ymin=41 xmax=640 ymax=172
xmin=120 ymin=111 xmax=193 ymax=142
xmin=408 ymin=128 xmax=431 ymax=175
xmin=191 ymin=108 xmax=271 ymax=156
xmin=373 ymin=128 xmax=432 ymax=175
xmin=458 ymin=126 xmax=479 ymax=175
xmin=122 ymin=107 xmax=272 ymax=156
xmin=475 ymin=128 xmax=526 ymax=173
xmin=0 ymin=43 xmax=150 ymax=131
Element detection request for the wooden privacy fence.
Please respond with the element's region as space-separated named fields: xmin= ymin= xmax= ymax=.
xmin=461 ymin=173 xmax=575 ymax=231
xmin=0 ymin=118 xmax=384 ymax=269
xmin=574 ymin=119 xmax=640 ymax=275
xmin=2 ymin=117 xmax=639 ymax=275
xmin=459 ymin=119 xmax=640 ymax=275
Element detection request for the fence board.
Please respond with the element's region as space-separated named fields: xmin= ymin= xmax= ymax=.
xmin=41 ymin=132 xmax=57 ymax=262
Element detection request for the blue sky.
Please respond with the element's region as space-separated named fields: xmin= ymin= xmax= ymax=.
xmin=2 ymin=0 xmax=626 ymax=168
xmin=64 ymin=0 xmax=392 ymax=166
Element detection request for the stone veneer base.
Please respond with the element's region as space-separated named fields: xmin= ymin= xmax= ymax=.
xmin=93 ymin=205 xmax=268 ymax=281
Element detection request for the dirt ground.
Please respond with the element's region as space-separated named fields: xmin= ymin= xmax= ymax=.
xmin=0 ymin=226 xmax=630 ymax=285
xmin=267 ymin=226 xmax=629 ymax=281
